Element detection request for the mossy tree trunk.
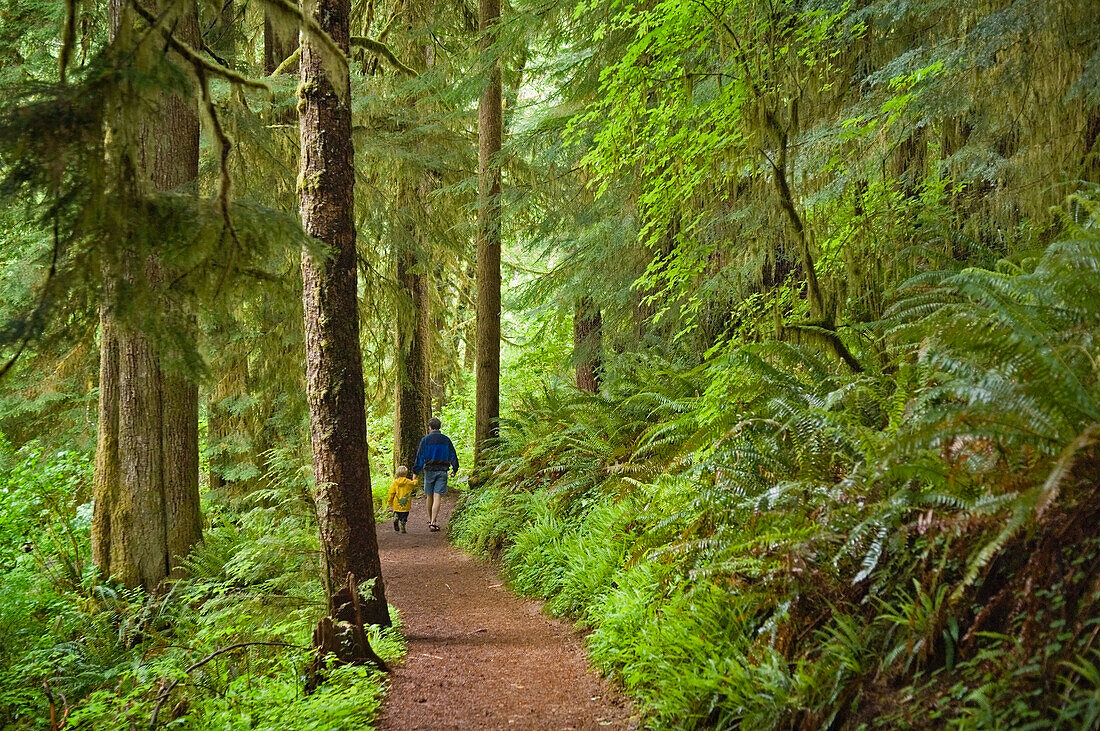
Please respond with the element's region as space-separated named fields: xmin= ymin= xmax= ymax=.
xmin=92 ymin=303 xmax=119 ymax=574
xmin=298 ymin=0 xmax=390 ymax=626
xmin=153 ymin=7 xmax=202 ymax=572
xmin=92 ymin=0 xmax=202 ymax=590
xmin=393 ymin=38 xmax=434 ymax=474
xmin=393 ymin=185 xmax=432 ymax=472
xmin=473 ymin=0 xmax=502 ymax=468
xmin=573 ymin=298 xmax=601 ymax=393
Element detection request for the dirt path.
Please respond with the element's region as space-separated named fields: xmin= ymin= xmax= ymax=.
xmin=376 ymin=492 xmax=636 ymax=731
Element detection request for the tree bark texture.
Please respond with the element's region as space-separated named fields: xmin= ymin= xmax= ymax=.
xmin=153 ymin=3 xmax=202 ymax=573
xmin=162 ymin=369 xmax=200 ymax=567
xmin=93 ymin=0 xmax=202 ymax=590
xmin=92 ymin=306 xmax=120 ymax=574
xmin=393 ymin=38 xmax=435 ymax=474
xmin=474 ymin=0 xmax=503 ymax=467
xmin=299 ymin=0 xmax=390 ymax=626
xmin=573 ymin=298 xmax=601 ymax=393
xmin=393 ymin=179 xmax=432 ymax=473
xmin=115 ymin=325 xmax=169 ymax=588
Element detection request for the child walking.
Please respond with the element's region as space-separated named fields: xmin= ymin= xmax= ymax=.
xmin=386 ymin=466 xmax=417 ymax=533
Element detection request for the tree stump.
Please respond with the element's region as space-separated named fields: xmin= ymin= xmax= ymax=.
xmin=305 ymin=573 xmax=388 ymax=694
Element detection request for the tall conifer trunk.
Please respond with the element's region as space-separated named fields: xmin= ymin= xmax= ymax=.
xmin=474 ymin=0 xmax=502 ymax=468
xmin=115 ymin=324 xmax=168 ymax=587
xmin=393 ymin=40 xmax=434 ymax=473
xmin=393 ymin=186 xmax=432 ymax=472
xmin=298 ymin=0 xmax=390 ymax=625
xmin=573 ymin=298 xmax=601 ymax=393
xmin=92 ymin=303 xmax=119 ymax=574
xmin=153 ymin=13 xmax=203 ymax=569
xmin=93 ymin=0 xmax=201 ymax=590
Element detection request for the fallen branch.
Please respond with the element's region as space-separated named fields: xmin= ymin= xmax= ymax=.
xmin=149 ymin=641 xmax=302 ymax=729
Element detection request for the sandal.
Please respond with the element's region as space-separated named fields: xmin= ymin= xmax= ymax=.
xmin=429 ymin=523 xmax=441 ymax=532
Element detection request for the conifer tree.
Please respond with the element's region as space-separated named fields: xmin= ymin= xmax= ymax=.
xmin=474 ymin=0 xmax=502 ymax=467
xmin=298 ymin=0 xmax=390 ymax=625
xmin=264 ymin=8 xmax=298 ymax=76
xmin=573 ymin=297 xmax=601 ymax=392
xmin=393 ymin=181 xmax=433 ymax=471
xmin=92 ymin=0 xmax=201 ymax=590
xmin=393 ymin=30 xmax=434 ymax=473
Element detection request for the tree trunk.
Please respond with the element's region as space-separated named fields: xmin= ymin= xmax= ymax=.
xmin=417 ymin=168 xmax=435 ymax=429
xmin=153 ymin=4 xmax=202 ymax=572
xmin=114 ymin=325 xmax=168 ymax=589
xmin=393 ymin=38 xmax=436 ymax=473
xmin=573 ymin=298 xmax=601 ymax=393
xmin=473 ymin=0 xmax=503 ymax=467
xmin=299 ymin=0 xmax=390 ymax=626
xmin=393 ymin=181 xmax=432 ymax=473
xmin=92 ymin=305 xmax=119 ymax=574
xmin=767 ymin=116 xmax=861 ymax=374
xmin=93 ymin=0 xmax=202 ymax=590
xmin=162 ymin=370 xmax=200 ymax=569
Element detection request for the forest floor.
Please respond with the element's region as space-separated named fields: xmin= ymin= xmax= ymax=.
xmin=375 ymin=491 xmax=636 ymax=731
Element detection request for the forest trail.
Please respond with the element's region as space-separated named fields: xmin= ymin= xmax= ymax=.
xmin=376 ymin=492 xmax=636 ymax=731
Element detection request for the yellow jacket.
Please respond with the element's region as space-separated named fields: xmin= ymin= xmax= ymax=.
xmin=386 ymin=477 xmax=417 ymax=512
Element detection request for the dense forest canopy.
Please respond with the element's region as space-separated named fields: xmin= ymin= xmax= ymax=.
xmin=1 ymin=0 xmax=1099 ymax=728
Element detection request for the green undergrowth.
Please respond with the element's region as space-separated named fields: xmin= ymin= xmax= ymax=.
xmin=452 ymin=217 xmax=1100 ymax=729
xmin=0 ymin=439 xmax=403 ymax=730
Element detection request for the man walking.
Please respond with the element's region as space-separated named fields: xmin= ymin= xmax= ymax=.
xmin=413 ymin=417 xmax=459 ymax=531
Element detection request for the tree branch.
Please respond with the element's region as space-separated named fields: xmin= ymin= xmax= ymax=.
xmin=131 ymin=3 xmax=269 ymax=92
xmin=351 ymin=36 xmax=416 ymax=76
xmin=269 ymin=46 xmax=302 ymax=77
xmin=265 ymin=0 xmax=348 ymax=65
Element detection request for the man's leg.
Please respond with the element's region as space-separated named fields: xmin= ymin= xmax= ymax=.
xmin=425 ymin=474 xmax=438 ymax=524
xmin=429 ymin=471 xmax=448 ymax=526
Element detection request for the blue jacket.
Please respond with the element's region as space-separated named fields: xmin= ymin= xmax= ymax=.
xmin=414 ymin=430 xmax=459 ymax=474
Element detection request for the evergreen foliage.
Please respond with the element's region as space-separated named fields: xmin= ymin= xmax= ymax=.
xmin=1 ymin=0 xmax=1098 ymax=724
xmin=453 ymin=214 xmax=1100 ymax=727
xmin=0 ymin=437 xmax=401 ymax=729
